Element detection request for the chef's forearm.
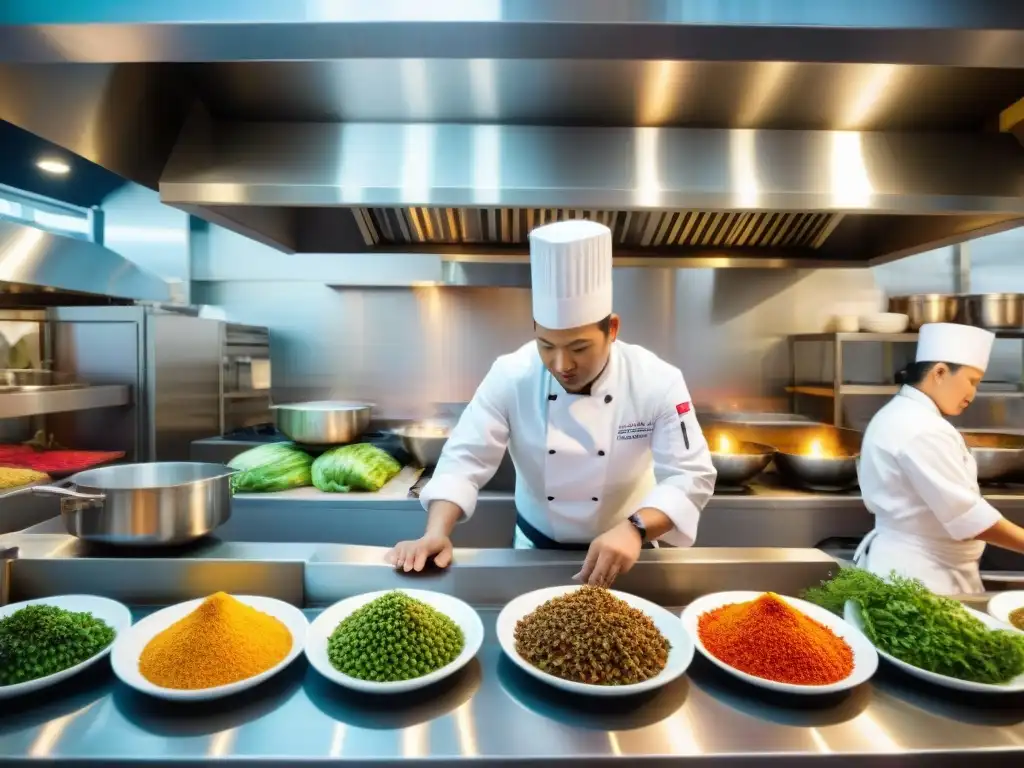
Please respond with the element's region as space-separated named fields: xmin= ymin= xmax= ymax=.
xmin=976 ymin=518 xmax=1024 ymax=553
xmin=635 ymin=507 xmax=676 ymax=540
xmin=425 ymin=500 xmax=464 ymax=538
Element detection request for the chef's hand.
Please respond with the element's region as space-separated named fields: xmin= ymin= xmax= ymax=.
xmin=386 ymin=534 xmax=454 ymax=572
xmin=574 ymin=520 xmax=643 ymax=588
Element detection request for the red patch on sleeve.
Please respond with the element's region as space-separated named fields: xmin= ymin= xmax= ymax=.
xmin=675 ymin=402 xmax=691 ymax=415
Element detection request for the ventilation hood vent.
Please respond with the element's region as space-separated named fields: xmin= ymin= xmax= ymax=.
xmin=0 ymin=220 xmax=171 ymax=306
xmin=357 ymin=208 xmax=840 ymax=253
xmin=161 ymin=121 xmax=1024 ymax=267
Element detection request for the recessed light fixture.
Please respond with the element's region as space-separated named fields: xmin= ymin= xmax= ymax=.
xmin=36 ymin=158 xmax=71 ymax=175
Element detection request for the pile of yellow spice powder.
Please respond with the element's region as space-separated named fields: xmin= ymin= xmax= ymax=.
xmin=138 ymin=592 xmax=292 ymax=689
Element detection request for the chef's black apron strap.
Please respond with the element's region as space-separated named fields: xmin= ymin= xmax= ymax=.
xmin=516 ymin=514 xmax=654 ymax=550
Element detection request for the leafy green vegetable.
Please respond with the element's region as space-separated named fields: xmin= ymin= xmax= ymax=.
xmin=804 ymin=568 xmax=1024 ymax=685
xmin=0 ymin=604 xmax=115 ymax=686
xmin=327 ymin=591 xmax=464 ymax=682
xmin=228 ymin=443 xmax=313 ymax=493
xmin=312 ymin=443 xmax=401 ymax=493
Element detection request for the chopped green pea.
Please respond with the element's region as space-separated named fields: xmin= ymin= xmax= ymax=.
xmin=0 ymin=604 xmax=115 ymax=686
xmin=326 ymin=591 xmax=464 ymax=682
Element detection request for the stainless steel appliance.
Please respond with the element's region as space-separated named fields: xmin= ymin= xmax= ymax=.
xmin=46 ymin=306 xmax=270 ymax=461
xmin=0 ymin=462 xmax=233 ymax=545
xmin=1 ymin=7 xmax=1023 ymax=272
xmin=272 ymin=401 xmax=372 ymax=445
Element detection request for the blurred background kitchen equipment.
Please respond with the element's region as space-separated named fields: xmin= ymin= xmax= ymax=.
xmin=958 ymin=294 xmax=1024 ymax=331
xmin=888 ymin=294 xmax=959 ymax=330
xmin=960 ymin=431 xmax=1024 ymax=484
xmin=0 ymin=369 xmax=84 ymax=390
xmin=389 ymin=422 xmax=452 ymax=468
xmin=833 ymin=315 xmax=860 ymax=333
xmin=0 ymin=462 xmax=234 ymax=545
xmin=859 ymin=313 xmax=909 ymax=334
xmin=769 ymin=427 xmax=862 ymax=492
xmin=706 ymin=432 xmax=774 ymax=488
xmin=272 ymin=401 xmax=372 ymax=445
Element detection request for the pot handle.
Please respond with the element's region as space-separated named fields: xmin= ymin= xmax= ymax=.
xmin=0 ymin=484 xmax=105 ymax=503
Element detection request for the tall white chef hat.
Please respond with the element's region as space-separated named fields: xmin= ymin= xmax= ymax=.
xmin=529 ymin=220 xmax=613 ymax=330
xmin=916 ymin=322 xmax=995 ymax=371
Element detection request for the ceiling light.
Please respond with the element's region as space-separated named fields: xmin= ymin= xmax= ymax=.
xmin=36 ymin=158 xmax=70 ymax=175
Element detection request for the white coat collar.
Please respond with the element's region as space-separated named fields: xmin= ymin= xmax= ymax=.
xmin=547 ymin=342 xmax=619 ymax=398
xmin=898 ymin=384 xmax=940 ymax=415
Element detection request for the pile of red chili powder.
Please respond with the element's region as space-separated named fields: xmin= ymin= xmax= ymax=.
xmin=697 ymin=593 xmax=853 ymax=685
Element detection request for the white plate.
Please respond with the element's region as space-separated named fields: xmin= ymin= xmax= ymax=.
xmin=987 ymin=591 xmax=1024 ymax=629
xmin=0 ymin=595 xmax=132 ymax=699
xmin=681 ymin=591 xmax=878 ymax=695
xmin=497 ymin=585 xmax=694 ymax=697
xmin=110 ymin=595 xmax=308 ymax=701
xmin=845 ymin=600 xmax=1024 ymax=693
xmin=306 ymin=589 xmax=483 ymax=694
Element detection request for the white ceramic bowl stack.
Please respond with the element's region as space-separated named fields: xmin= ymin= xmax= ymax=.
xmin=859 ymin=312 xmax=910 ymax=334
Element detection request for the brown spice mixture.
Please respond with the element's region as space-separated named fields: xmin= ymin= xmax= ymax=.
xmin=514 ymin=586 xmax=670 ymax=685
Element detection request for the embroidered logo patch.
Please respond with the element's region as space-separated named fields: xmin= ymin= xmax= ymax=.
xmin=675 ymin=402 xmax=691 ymax=415
xmin=616 ymin=420 xmax=654 ymax=441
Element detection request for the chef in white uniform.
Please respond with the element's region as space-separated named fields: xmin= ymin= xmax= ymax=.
xmin=856 ymin=322 xmax=1024 ymax=594
xmin=386 ymin=220 xmax=717 ymax=586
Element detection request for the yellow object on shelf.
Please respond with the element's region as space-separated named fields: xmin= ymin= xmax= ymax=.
xmin=0 ymin=466 xmax=49 ymax=489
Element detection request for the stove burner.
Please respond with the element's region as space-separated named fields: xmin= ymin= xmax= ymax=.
xmin=222 ymin=423 xmax=285 ymax=442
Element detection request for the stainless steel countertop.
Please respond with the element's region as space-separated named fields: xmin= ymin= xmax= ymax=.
xmin=0 ymin=605 xmax=1022 ymax=767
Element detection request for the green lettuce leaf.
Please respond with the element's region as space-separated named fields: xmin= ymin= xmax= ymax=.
xmin=228 ymin=443 xmax=314 ymax=493
xmin=312 ymin=443 xmax=402 ymax=493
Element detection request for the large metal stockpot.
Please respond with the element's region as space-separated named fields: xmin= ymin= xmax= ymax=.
xmin=958 ymin=294 xmax=1024 ymax=331
xmin=888 ymin=294 xmax=959 ymax=330
xmin=0 ymin=462 xmax=234 ymax=545
xmin=273 ymin=401 xmax=372 ymax=445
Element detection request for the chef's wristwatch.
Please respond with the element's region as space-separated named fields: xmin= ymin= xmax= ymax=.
xmin=627 ymin=512 xmax=648 ymax=545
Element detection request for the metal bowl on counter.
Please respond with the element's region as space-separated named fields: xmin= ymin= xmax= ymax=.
xmin=960 ymin=431 xmax=1024 ymax=484
xmin=706 ymin=433 xmax=774 ymax=488
xmin=770 ymin=428 xmax=863 ymax=492
xmin=958 ymin=294 xmax=1024 ymax=331
xmin=388 ymin=422 xmax=452 ymax=468
xmin=272 ymin=401 xmax=372 ymax=445
xmin=888 ymin=294 xmax=959 ymax=330
xmin=0 ymin=462 xmax=234 ymax=546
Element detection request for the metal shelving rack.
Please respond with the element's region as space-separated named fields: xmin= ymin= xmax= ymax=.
xmin=788 ymin=331 xmax=1024 ymax=427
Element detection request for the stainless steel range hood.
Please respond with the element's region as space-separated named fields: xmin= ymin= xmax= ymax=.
xmin=0 ymin=220 xmax=171 ymax=305
xmin=2 ymin=2 xmax=1024 ymax=269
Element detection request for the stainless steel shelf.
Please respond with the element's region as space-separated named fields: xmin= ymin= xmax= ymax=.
xmin=223 ymin=390 xmax=272 ymax=401
xmin=790 ymin=384 xmax=1024 ymax=399
xmin=793 ymin=330 xmax=1024 ymax=342
xmin=0 ymin=384 xmax=130 ymax=419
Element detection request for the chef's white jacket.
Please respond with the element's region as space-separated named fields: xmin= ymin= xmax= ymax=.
xmin=856 ymin=385 xmax=1003 ymax=593
xmin=419 ymin=341 xmax=717 ymax=547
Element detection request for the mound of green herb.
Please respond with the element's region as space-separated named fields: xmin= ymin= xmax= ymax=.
xmin=804 ymin=568 xmax=1024 ymax=685
xmin=0 ymin=604 xmax=116 ymax=685
xmin=327 ymin=591 xmax=464 ymax=682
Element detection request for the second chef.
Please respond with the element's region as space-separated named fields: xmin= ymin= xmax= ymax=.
xmin=387 ymin=219 xmax=717 ymax=587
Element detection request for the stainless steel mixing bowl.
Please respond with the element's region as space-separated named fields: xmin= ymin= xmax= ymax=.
xmin=710 ymin=441 xmax=774 ymax=488
xmin=388 ymin=422 xmax=452 ymax=468
xmin=273 ymin=401 xmax=373 ymax=445
xmin=960 ymin=431 xmax=1024 ymax=484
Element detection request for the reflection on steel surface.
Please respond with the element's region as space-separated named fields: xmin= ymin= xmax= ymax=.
xmin=0 ymin=220 xmax=170 ymax=302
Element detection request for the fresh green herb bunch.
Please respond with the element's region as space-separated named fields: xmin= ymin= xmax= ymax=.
xmin=326 ymin=591 xmax=464 ymax=682
xmin=804 ymin=568 xmax=1024 ymax=685
xmin=0 ymin=605 xmax=115 ymax=686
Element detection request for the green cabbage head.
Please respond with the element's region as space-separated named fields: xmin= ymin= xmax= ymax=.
xmin=312 ymin=443 xmax=402 ymax=492
xmin=228 ymin=443 xmax=314 ymax=493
